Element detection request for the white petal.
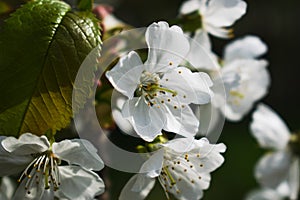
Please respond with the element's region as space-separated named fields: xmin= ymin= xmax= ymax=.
xmin=186 ymin=30 xmax=220 ymax=71
xmin=164 ymin=161 xmax=209 ymax=200
xmin=111 ymin=91 xmax=136 ymax=135
xmin=255 ymin=151 xmax=292 ymax=189
xmin=0 ymin=177 xmax=16 ymax=200
xmin=193 ymin=103 xmax=224 ymax=136
xmin=245 ymin=188 xmax=284 ymax=200
xmin=53 ymin=139 xmax=104 ymax=171
xmin=56 ymin=166 xmax=105 ymax=200
xmin=119 ymin=174 xmax=155 ymax=200
xmin=179 ymin=0 xmax=202 ymax=15
xmin=12 ymin=168 xmax=46 ymax=200
xmin=0 ymin=136 xmax=34 ymax=176
xmin=145 ymin=21 xmax=190 ymax=72
xmin=178 ymin=106 xmax=200 ymax=137
xmin=288 ymin=158 xmax=300 ymax=200
xmin=160 ymin=67 xmax=213 ymax=105
xmin=122 ymin=97 xmax=165 ymax=142
xmin=224 ymin=35 xmax=267 ymax=62
xmin=138 ymin=149 xmax=164 ymax=178
xmin=250 ymin=104 xmax=290 ymax=150
xmin=204 ymin=0 xmax=247 ymax=27
xmin=163 ymin=103 xmax=199 ymax=137
xmin=1 ymin=133 xmax=49 ymax=155
xmin=222 ymin=59 xmax=270 ymax=121
xmin=163 ymin=137 xmax=196 ymax=153
xmin=165 ymin=137 xmax=226 ymax=173
xmin=192 ymin=138 xmax=226 ymax=173
xmin=106 ymin=51 xmax=144 ymax=98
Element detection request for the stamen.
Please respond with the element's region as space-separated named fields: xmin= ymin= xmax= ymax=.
xmin=18 ymin=157 xmax=38 ymax=182
xmin=37 ymin=155 xmax=46 ymax=172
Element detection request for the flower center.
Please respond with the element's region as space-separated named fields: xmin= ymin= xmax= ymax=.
xmin=228 ymin=90 xmax=244 ymax=105
xmin=18 ymin=151 xmax=61 ymax=194
xmin=136 ymin=71 xmax=177 ymax=106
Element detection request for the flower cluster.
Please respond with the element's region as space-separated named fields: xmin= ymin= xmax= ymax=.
xmin=0 ymin=0 xmax=296 ymax=199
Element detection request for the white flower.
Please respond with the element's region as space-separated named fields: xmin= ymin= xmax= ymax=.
xmin=187 ymin=34 xmax=269 ymax=135
xmin=0 ymin=133 xmax=105 ymax=200
xmin=250 ymin=104 xmax=300 ymax=200
xmin=179 ymin=0 xmax=247 ymax=38
xmin=106 ymin=21 xmax=213 ymax=142
xmin=119 ymin=137 xmax=226 ymax=200
xmin=221 ymin=36 xmax=270 ymax=121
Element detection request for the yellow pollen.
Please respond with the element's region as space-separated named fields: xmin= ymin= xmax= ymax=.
xmin=230 ymin=90 xmax=244 ymax=99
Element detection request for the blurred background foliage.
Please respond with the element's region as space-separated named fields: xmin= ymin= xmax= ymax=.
xmin=1 ymin=0 xmax=299 ymax=199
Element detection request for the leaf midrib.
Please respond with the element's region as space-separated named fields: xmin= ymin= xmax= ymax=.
xmin=17 ymin=8 xmax=70 ymax=135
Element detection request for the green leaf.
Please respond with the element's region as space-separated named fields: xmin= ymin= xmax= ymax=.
xmin=0 ymin=0 xmax=102 ymax=137
xmin=77 ymin=0 xmax=93 ymax=11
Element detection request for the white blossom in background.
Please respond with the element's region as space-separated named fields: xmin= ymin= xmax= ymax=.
xmin=119 ymin=137 xmax=226 ymax=200
xmin=245 ymin=182 xmax=291 ymax=200
xmin=221 ymin=36 xmax=270 ymax=121
xmin=106 ymin=21 xmax=213 ymax=142
xmin=0 ymin=133 xmax=105 ymax=200
xmin=179 ymin=0 xmax=247 ymax=38
xmin=188 ymin=35 xmax=270 ymax=127
xmin=250 ymin=104 xmax=300 ymax=200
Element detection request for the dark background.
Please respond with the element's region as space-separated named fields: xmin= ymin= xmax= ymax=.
xmin=1 ymin=0 xmax=299 ymax=199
